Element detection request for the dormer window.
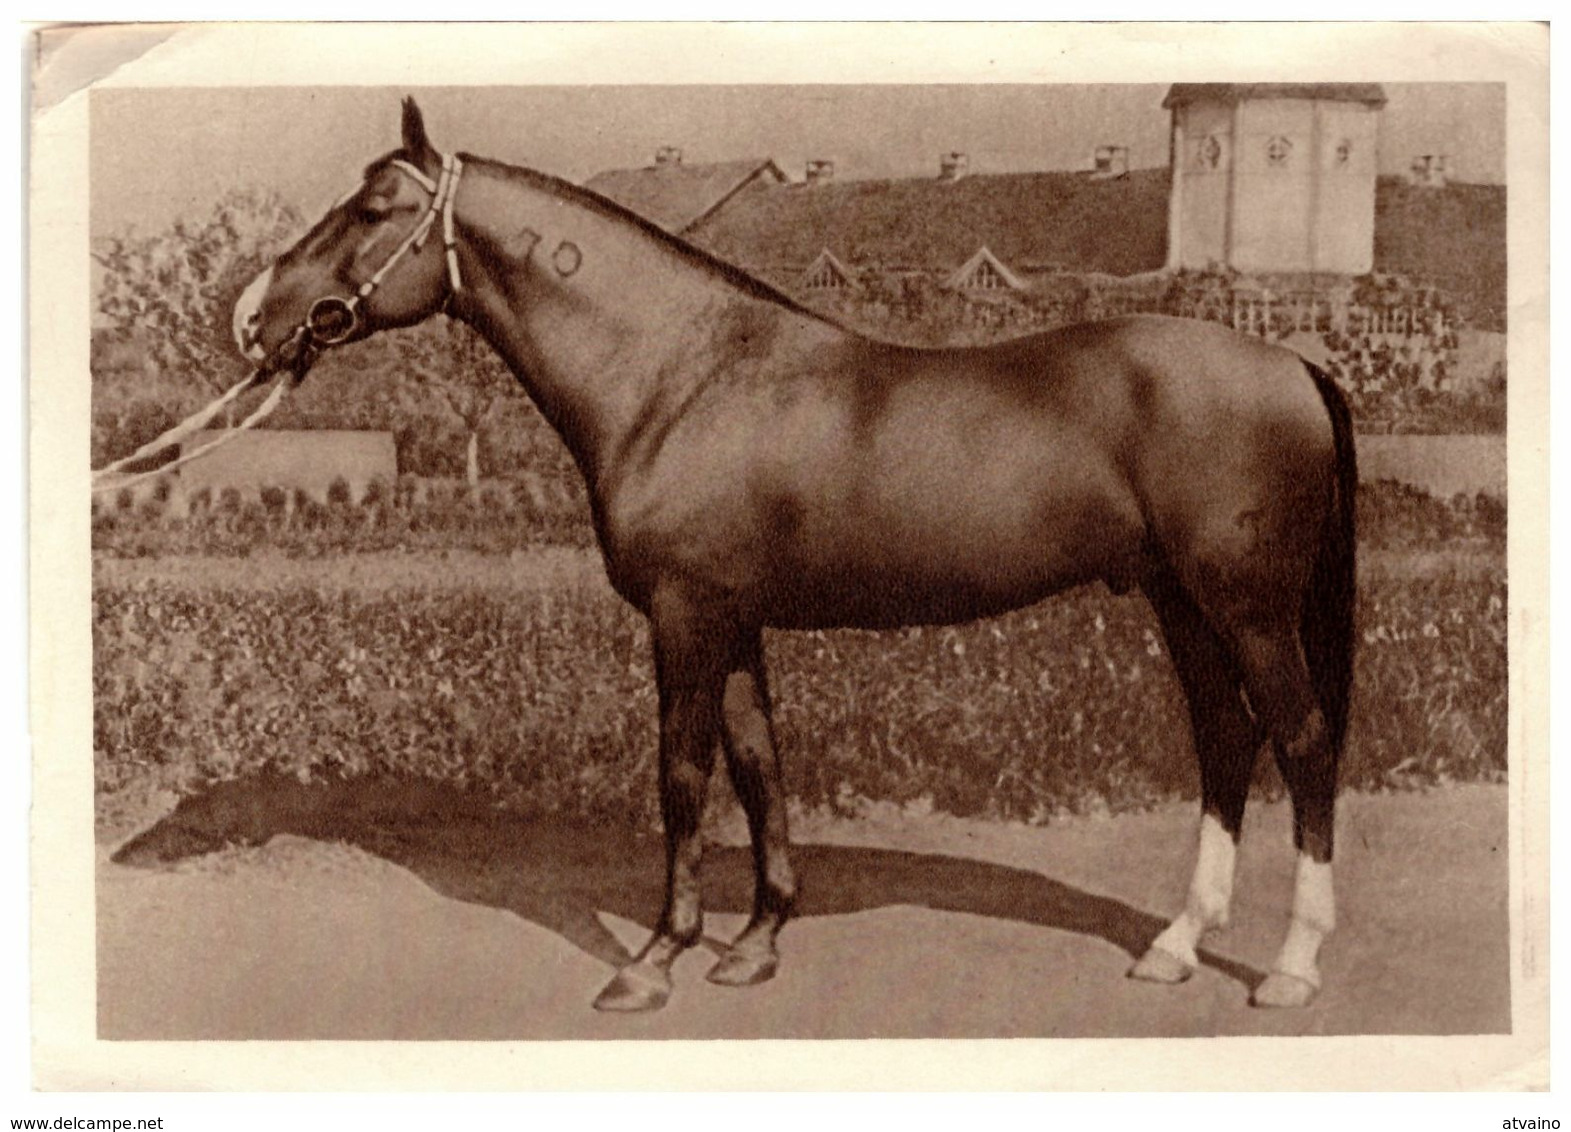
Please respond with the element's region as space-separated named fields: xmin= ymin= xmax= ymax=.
xmin=944 ymin=246 xmax=1025 ymax=292
xmin=801 ymin=249 xmax=853 ymax=291
xmin=965 ymin=260 xmax=1009 ymax=290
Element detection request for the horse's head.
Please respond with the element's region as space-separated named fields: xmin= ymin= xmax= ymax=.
xmin=233 ymin=98 xmax=459 ymax=373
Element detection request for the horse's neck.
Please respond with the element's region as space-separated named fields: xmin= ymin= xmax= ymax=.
xmin=451 ymin=168 xmax=807 ymax=486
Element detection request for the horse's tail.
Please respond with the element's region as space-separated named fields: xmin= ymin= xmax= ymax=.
xmin=1300 ymin=360 xmax=1358 ymax=756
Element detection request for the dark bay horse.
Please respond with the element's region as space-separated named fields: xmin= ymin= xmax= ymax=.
xmin=234 ymin=99 xmax=1356 ymax=1013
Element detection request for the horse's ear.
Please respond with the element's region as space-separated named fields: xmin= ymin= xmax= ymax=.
xmin=401 ymin=97 xmax=437 ymax=163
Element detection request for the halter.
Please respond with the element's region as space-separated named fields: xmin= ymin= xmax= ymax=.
xmin=299 ymin=151 xmax=466 ymax=350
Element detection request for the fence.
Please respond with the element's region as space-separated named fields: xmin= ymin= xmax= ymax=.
xmin=172 ymin=429 xmax=397 ymax=512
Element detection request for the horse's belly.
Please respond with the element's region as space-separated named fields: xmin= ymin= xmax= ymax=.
xmin=761 ymin=496 xmax=1136 ymax=629
xmin=762 ymin=565 xmax=1083 ymax=630
xmin=746 ymin=431 xmax=1141 ymax=626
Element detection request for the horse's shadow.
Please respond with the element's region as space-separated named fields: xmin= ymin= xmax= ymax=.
xmin=110 ymin=773 xmax=1264 ymax=992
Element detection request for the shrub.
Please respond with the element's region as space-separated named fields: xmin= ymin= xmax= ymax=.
xmin=94 ymin=570 xmax=1507 ymax=824
xmin=1356 ymin=480 xmax=1506 ymax=550
xmin=92 ymin=474 xmax=597 ymax=557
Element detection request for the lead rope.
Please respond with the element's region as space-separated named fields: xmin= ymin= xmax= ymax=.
xmin=91 ymin=152 xmax=464 ymax=497
xmin=91 ymin=375 xmax=293 ymax=495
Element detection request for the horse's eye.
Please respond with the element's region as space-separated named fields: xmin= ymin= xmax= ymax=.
xmin=357 ymin=207 xmax=386 ymax=225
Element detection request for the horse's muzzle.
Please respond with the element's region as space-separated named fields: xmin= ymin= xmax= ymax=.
xmin=258 ymin=324 xmax=320 ymax=383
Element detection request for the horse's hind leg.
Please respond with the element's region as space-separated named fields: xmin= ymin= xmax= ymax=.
xmin=1228 ymin=620 xmax=1339 ymax=1008
xmin=593 ymin=589 xmax=726 ymax=1013
xmin=1130 ymin=569 xmax=1262 ymax=985
xmin=708 ymin=629 xmax=797 ymax=987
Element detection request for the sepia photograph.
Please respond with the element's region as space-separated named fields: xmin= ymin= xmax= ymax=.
xmin=28 ymin=20 xmax=1549 ymax=1096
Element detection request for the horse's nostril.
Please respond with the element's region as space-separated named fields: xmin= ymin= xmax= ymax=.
xmin=238 ymin=321 xmax=268 ymax=359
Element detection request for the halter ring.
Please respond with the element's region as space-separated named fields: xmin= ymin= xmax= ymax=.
xmin=306 ymin=295 xmax=361 ymax=345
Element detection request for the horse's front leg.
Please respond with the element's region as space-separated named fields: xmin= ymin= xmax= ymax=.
xmin=593 ymin=590 xmax=727 ymax=1013
xmin=708 ymin=630 xmax=796 ymax=987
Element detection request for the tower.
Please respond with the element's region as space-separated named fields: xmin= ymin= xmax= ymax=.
xmin=1164 ymin=83 xmax=1386 ymax=275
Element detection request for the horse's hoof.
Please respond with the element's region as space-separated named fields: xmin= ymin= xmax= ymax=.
xmin=1128 ymin=946 xmax=1194 ymax=985
xmin=706 ymin=949 xmax=779 ymax=988
xmin=592 ymin=964 xmax=672 ymax=1013
xmin=1250 ymin=971 xmax=1319 ymax=1009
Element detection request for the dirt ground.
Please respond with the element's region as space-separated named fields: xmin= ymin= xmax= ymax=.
xmin=97 ymin=782 xmax=1510 ymax=1040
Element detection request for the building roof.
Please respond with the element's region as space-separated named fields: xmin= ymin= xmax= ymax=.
xmin=583 ymin=158 xmax=787 ymax=234
xmin=686 ymin=166 xmax=1171 ymax=279
xmin=583 ymin=147 xmax=1504 ymax=330
xmin=1373 ymin=176 xmax=1506 ymax=331
xmin=1163 ymin=83 xmax=1388 ymax=109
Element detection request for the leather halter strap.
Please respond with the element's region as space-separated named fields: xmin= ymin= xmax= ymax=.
xmin=386 ymin=154 xmax=465 ymax=294
xmin=305 ymin=152 xmax=465 ymax=345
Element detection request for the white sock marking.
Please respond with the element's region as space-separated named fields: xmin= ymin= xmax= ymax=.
xmin=1274 ymin=852 xmax=1335 ymax=985
xmin=1192 ymin=811 xmax=1237 ymax=927
xmin=1150 ymin=812 xmax=1238 ymax=967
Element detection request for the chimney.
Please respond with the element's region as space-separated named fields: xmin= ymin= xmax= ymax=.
xmin=1409 ymin=154 xmax=1449 ymax=188
xmin=938 ymin=151 xmax=969 ymax=182
xmin=805 ymin=159 xmax=835 ymax=184
xmin=1092 ymin=145 xmax=1129 ymax=180
xmin=655 ymin=145 xmax=683 ymax=167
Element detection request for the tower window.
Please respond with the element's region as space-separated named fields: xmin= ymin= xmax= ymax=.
xmin=1266 ymin=136 xmax=1293 ymax=167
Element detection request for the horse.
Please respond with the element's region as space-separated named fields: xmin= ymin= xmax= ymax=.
xmin=233 ymin=98 xmax=1356 ymax=1014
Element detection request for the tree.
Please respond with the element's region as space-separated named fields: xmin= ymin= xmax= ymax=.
xmin=94 ymin=187 xmax=304 ymax=399
xmin=385 ymin=316 xmax=518 ymax=488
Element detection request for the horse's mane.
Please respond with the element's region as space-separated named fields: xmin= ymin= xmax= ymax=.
xmin=454 ymin=154 xmax=850 ymax=328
